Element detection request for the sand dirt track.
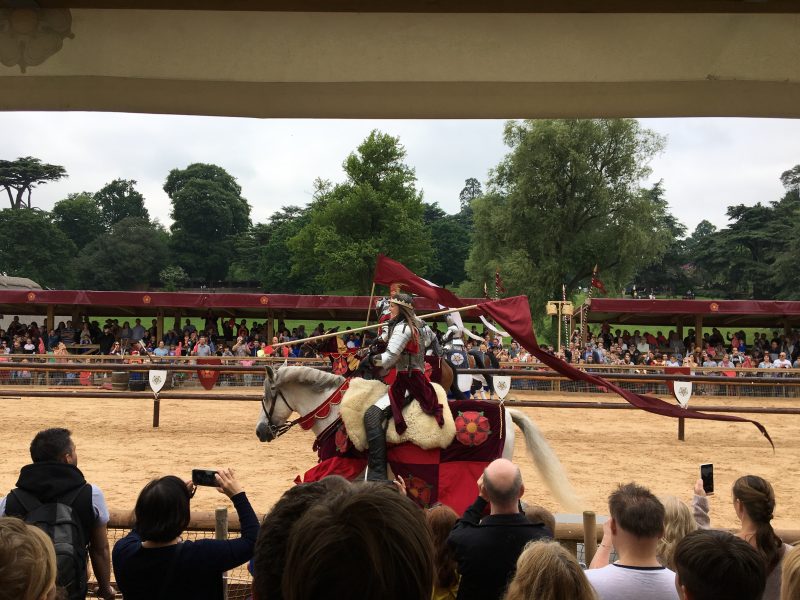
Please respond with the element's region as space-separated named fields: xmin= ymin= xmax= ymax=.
xmin=0 ymin=390 xmax=797 ymax=530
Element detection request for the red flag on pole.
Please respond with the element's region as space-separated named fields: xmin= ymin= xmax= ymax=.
xmin=374 ymin=254 xmax=466 ymax=308
xmin=591 ymin=265 xmax=608 ymax=295
xmin=372 ymin=256 xmax=773 ymax=448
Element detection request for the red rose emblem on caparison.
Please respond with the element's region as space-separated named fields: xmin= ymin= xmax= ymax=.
xmin=455 ymin=410 xmax=492 ymax=447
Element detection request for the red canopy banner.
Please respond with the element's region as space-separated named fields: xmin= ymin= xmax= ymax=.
xmin=373 ymin=258 xmax=773 ymax=448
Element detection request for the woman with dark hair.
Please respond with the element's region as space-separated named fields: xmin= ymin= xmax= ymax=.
xmin=426 ymin=504 xmax=460 ymax=600
xmin=112 ymin=468 xmax=257 ymax=600
xmin=733 ymin=475 xmax=792 ymax=600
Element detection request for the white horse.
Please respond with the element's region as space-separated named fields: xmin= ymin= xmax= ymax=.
xmin=255 ymin=365 xmax=580 ymax=510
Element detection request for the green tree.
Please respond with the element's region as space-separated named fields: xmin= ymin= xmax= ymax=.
xmin=159 ymin=265 xmax=189 ymax=291
xmin=74 ymin=217 xmax=170 ymax=289
xmin=630 ymin=182 xmax=691 ymax=296
xmin=289 ymin=131 xmax=432 ymax=293
xmin=780 ymin=164 xmax=800 ymax=192
xmin=231 ymin=205 xmax=312 ymax=292
xmin=51 ymin=193 xmax=104 ymax=250
xmin=165 ymin=164 xmax=251 ymax=283
xmin=423 ymin=202 xmax=471 ymax=287
xmin=0 ymin=156 xmax=66 ymax=209
xmin=465 ymin=119 xmax=670 ymax=317
xmin=94 ymin=179 xmax=150 ymax=229
xmin=0 ymin=208 xmax=76 ymax=287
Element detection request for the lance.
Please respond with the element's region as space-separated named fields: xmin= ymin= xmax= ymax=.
xmin=270 ymin=303 xmax=482 ymax=349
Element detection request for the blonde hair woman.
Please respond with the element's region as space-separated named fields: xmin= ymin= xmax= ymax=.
xmin=0 ymin=517 xmax=57 ymax=600
xmin=505 ymin=540 xmax=597 ymax=600
xmin=780 ymin=546 xmax=800 ymax=600
xmin=657 ymin=495 xmax=697 ymax=569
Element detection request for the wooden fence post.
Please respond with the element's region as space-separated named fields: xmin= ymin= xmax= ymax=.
xmin=583 ymin=511 xmax=597 ymax=566
xmin=216 ymin=507 xmax=229 ymax=600
xmin=678 ymin=417 xmax=685 ymax=441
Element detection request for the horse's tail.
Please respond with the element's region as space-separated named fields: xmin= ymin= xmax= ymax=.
xmin=444 ymin=357 xmax=465 ymax=400
xmin=509 ymin=409 xmax=582 ymax=512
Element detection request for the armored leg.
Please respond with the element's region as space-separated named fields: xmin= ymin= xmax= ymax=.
xmin=364 ymin=405 xmax=391 ymax=481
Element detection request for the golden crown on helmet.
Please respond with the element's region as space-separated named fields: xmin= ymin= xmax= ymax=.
xmin=389 ymin=292 xmax=414 ymax=310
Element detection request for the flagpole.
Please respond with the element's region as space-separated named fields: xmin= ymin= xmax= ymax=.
xmin=271 ymin=304 xmax=482 ymax=349
xmin=364 ymin=281 xmax=376 ymax=327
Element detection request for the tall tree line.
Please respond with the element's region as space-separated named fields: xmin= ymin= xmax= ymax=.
xmin=1 ymin=126 xmax=798 ymax=318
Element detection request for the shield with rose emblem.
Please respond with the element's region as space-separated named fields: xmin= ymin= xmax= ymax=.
xmin=148 ymin=370 xmax=168 ymax=394
xmin=493 ymin=375 xmax=511 ymax=400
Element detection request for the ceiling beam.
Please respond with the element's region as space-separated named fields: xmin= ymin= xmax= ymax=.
xmin=26 ymin=0 xmax=800 ymax=13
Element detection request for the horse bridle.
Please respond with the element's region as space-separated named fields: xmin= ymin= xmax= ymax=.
xmin=260 ymin=380 xmax=300 ymax=441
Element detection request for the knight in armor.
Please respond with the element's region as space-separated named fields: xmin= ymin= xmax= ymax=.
xmin=363 ymin=293 xmax=444 ymax=481
xmin=441 ymin=313 xmax=465 ymax=350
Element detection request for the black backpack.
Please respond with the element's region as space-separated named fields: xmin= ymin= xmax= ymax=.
xmin=10 ymin=486 xmax=89 ymax=600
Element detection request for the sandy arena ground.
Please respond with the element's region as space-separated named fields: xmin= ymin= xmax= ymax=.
xmin=0 ymin=389 xmax=798 ymax=531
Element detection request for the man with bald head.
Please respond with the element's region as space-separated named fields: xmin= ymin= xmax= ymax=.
xmin=447 ymin=458 xmax=552 ymax=600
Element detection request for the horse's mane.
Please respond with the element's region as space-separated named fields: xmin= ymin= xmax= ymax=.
xmin=275 ymin=365 xmax=345 ymax=393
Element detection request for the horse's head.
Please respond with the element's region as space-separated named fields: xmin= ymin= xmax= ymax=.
xmin=256 ymin=364 xmax=294 ymax=442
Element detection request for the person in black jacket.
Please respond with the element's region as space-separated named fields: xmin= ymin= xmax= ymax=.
xmin=447 ymin=459 xmax=552 ymax=600
xmin=1 ymin=428 xmax=115 ymax=600
xmin=112 ymin=468 xmax=257 ymax=600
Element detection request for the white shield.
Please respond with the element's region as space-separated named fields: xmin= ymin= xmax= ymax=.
xmin=149 ymin=370 xmax=168 ymax=394
xmin=674 ymin=381 xmax=692 ymax=408
xmin=457 ymin=374 xmax=473 ymax=393
xmin=493 ymin=375 xmax=512 ymax=400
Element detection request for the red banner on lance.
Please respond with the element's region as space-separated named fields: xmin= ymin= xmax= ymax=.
xmin=197 ymin=357 xmax=221 ymax=390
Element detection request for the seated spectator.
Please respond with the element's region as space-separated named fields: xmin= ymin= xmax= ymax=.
xmin=586 ymin=482 xmax=677 ymax=599
xmin=281 ymin=482 xmax=433 ymax=600
xmin=112 ymin=468 xmax=257 ymax=600
xmin=504 ymin=540 xmax=597 ymax=600
xmin=426 ymin=504 xmax=461 ymax=600
xmin=448 ymin=459 xmax=551 ymax=600
xmin=732 ymin=475 xmax=792 ymax=599
xmin=251 ymin=476 xmax=350 ymax=600
xmin=0 ymin=517 xmax=57 ymax=600
xmin=673 ymin=529 xmax=765 ymax=600
xmin=781 ymin=546 xmax=800 ymax=600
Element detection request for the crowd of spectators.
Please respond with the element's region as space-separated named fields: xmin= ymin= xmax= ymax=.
xmin=1 ymin=427 xmax=799 ymax=600
xmin=558 ymin=324 xmax=800 ymax=373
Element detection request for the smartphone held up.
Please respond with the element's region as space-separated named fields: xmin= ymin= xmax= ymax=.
xmin=192 ymin=469 xmax=219 ymax=487
xmin=700 ymin=463 xmax=714 ymax=495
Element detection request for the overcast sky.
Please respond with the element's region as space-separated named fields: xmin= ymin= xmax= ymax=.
xmin=1 ymin=112 xmax=798 ymax=234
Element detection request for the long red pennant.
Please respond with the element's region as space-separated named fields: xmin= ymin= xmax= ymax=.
xmin=373 ymin=258 xmax=773 ymax=448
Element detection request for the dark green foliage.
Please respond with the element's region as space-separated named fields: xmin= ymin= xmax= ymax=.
xmin=94 ymin=179 xmax=150 ymax=229
xmin=0 ymin=208 xmax=77 ymax=287
xmin=288 ymin=131 xmax=432 ymax=294
xmin=73 ymin=217 xmax=170 ymax=289
xmin=165 ymin=163 xmax=251 ymax=283
xmin=51 ymin=193 xmax=104 ymax=250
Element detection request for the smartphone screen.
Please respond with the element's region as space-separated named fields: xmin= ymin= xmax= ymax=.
xmin=700 ymin=463 xmax=714 ymax=495
xmin=192 ymin=469 xmax=219 ymax=487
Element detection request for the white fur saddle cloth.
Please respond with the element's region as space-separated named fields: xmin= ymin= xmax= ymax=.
xmin=340 ymin=377 xmax=456 ymax=451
